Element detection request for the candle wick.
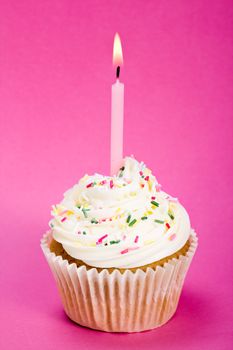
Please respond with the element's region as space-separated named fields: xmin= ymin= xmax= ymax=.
xmin=116 ymin=66 xmax=120 ymax=79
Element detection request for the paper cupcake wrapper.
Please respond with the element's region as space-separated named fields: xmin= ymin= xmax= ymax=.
xmin=41 ymin=230 xmax=197 ymax=333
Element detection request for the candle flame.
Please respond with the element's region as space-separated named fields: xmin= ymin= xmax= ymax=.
xmin=113 ymin=33 xmax=123 ymax=66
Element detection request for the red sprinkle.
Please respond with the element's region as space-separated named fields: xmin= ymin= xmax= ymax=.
xmin=86 ymin=182 xmax=93 ymax=188
xmin=139 ymin=171 xmax=143 ymax=176
xmin=140 ymin=184 xmax=145 ymax=188
xmin=166 ymin=223 xmax=170 ymax=229
xmin=144 ymin=176 xmax=149 ymax=181
xmin=100 ymin=180 xmax=107 ymax=185
xmin=110 ymin=180 xmax=114 ymax=189
xmin=151 ymin=196 xmax=156 ymax=200
xmin=97 ymin=234 xmax=108 ymax=244
xmin=134 ymin=235 xmax=139 ymax=243
xmin=61 ymin=217 xmax=67 ymax=222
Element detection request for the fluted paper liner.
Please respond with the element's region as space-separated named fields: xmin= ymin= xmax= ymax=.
xmin=41 ymin=230 xmax=197 ymax=332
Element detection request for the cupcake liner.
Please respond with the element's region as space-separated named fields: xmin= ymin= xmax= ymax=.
xmin=41 ymin=230 xmax=197 ymax=332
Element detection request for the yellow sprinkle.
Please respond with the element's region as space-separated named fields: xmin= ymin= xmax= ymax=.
xmin=116 ymin=208 xmax=121 ymax=213
xmin=130 ymin=192 xmax=137 ymax=196
xmin=67 ymin=210 xmax=74 ymax=216
xmin=147 ymin=210 xmax=153 ymax=215
xmin=145 ymin=239 xmax=155 ymax=245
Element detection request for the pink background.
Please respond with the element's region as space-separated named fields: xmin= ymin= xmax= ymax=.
xmin=0 ymin=0 xmax=232 ymax=349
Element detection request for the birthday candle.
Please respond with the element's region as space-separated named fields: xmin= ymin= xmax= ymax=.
xmin=111 ymin=33 xmax=124 ymax=176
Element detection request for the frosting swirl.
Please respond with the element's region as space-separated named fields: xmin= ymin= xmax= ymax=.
xmin=50 ymin=157 xmax=190 ymax=268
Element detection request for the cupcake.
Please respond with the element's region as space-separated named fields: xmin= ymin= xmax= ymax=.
xmin=41 ymin=157 xmax=197 ymax=332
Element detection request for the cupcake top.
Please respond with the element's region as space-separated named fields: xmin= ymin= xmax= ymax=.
xmin=50 ymin=157 xmax=190 ymax=268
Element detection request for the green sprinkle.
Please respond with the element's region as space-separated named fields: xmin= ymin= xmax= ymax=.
xmin=119 ymin=166 xmax=125 ymax=171
xmin=110 ymin=240 xmax=120 ymax=245
xmin=126 ymin=215 xmax=131 ymax=223
xmin=129 ymin=219 xmax=137 ymax=227
xmin=76 ymin=205 xmax=81 ymax=209
xmin=155 ymin=219 xmax=165 ymax=224
xmin=82 ymin=208 xmax=90 ymax=218
xmin=83 ymin=231 xmax=87 ymax=235
xmin=91 ymin=219 xmax=98 ymax=224
xmin=141 ymin=216 xmax=148 ymax=220
xmin=151 ymin=201 xmax=159 ymax=207
xmin=168 ymin=212 xmax=175 ymax=220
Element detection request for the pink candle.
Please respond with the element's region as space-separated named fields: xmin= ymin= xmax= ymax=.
xmin=111 ymin=33 xmax=124 ymax=176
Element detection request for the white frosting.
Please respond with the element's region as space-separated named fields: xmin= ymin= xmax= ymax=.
xmin=50 ymin=157 xmax=190 ymax=268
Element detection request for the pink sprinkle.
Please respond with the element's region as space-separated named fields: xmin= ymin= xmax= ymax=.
xmin=102 ymin=218 xmax=106 ymax=222
xmin=109 ymin=218 xmax=112 ymax=221
xmin=110 ymin=180 xmax=114 ymax=188
xmin=61 ymin=217 xmax=67 ymax=222
xmin=86 ymin=182 xmax=93 ymax=188
xmin=169 ymin=234 xmax=177 ymax=241
xmin=77 ymin=231 xmax=81 ymax=235
xmin=155 ymin=184 xmax=162 ymax=192
xmin=139 ymin=171 xmax=143 ymax=176
xmin=134 ymin=235 xmax=139 ymax=243
xmin=121 ymin=247 xmax=139 ymax=254
xmin=97 ymin=234 xmax=108 ymax=244
xmin=151 ymin=196 xmax=156 ymax=200
xmin=100 ymin=180 xmax=107 ymax=185
xmin=144 ymin=176 xmax=149 ymax=181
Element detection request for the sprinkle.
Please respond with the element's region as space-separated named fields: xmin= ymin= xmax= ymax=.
xmin=139 ymin=171 xmax=143 ymax=176
xmin=166 ymin=195 xmax=178 ymax=202
xmin=120 ymin=247 xmax=139 ymax=254
xmin=110 ymin=240 xmax=120 ymax=245
xmin=86 ymin=182 xmax=93 ymax=188
xmin=61 ymin=217 xmax=67 ymax=222
xmin=122 ymin=234 xmax=126 ymax=240
xmin=119 ymin=166 xmax=125 ymax=177
xmin=140 ymin=184 xmax=145 ymax=188
xmin=83 ymin=231 xmax=87 ymax=235
xmin=155 ymin=219 xmax=164 ymax=224
xmin=151 ymin=196 xmax=156 ymax=200
xmin=110 ymin=180 xmax=114 ymax=189
xmin=166 ymin=223 xmax=171 ymax=229
xmin=168 ymin=212 xmax=175 ymax=220
xmin=100 ymin=180 xmax=107 ymax=185
xmin=126 ymin=214 xmax=131 ymax=223
xmin=121 ymin=248 xmax=129 ymax=254
xmin=155 ymin=184 xmax=162 ymax=192
xmin=147 ymin=210 xmax=153 ymax=215
xmin=82 ymin=208 xmax=90 ymax=218
xmin=77 ymin=231 xmax=81 ymax=234
xmin=141 ymin=216 xmax=148 ymax=220
xmin=59 ymin=210 xmax=68 ymax=216
xmin=91 ymin=218 xmax=98 ymax=224
xmin=97 ymin=234 xmax=108 ymax=244
xmin=134 ymin=235 xmax=139 ymax=243
xmin=145 ymin=239 xmax=155 ymax=245
xmin=151 ymin=201 xmax=159 ymax=207
xmin=129 ymin=219 xmax=137 ymax=227
xmin=169 ymin=234 xmax=176 ymax=241
xmin=144 ymin=176 xmax=149 ymax=181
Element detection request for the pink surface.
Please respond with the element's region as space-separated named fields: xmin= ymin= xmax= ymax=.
xmin=0 ymin=0 xmax=232 ymax=349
